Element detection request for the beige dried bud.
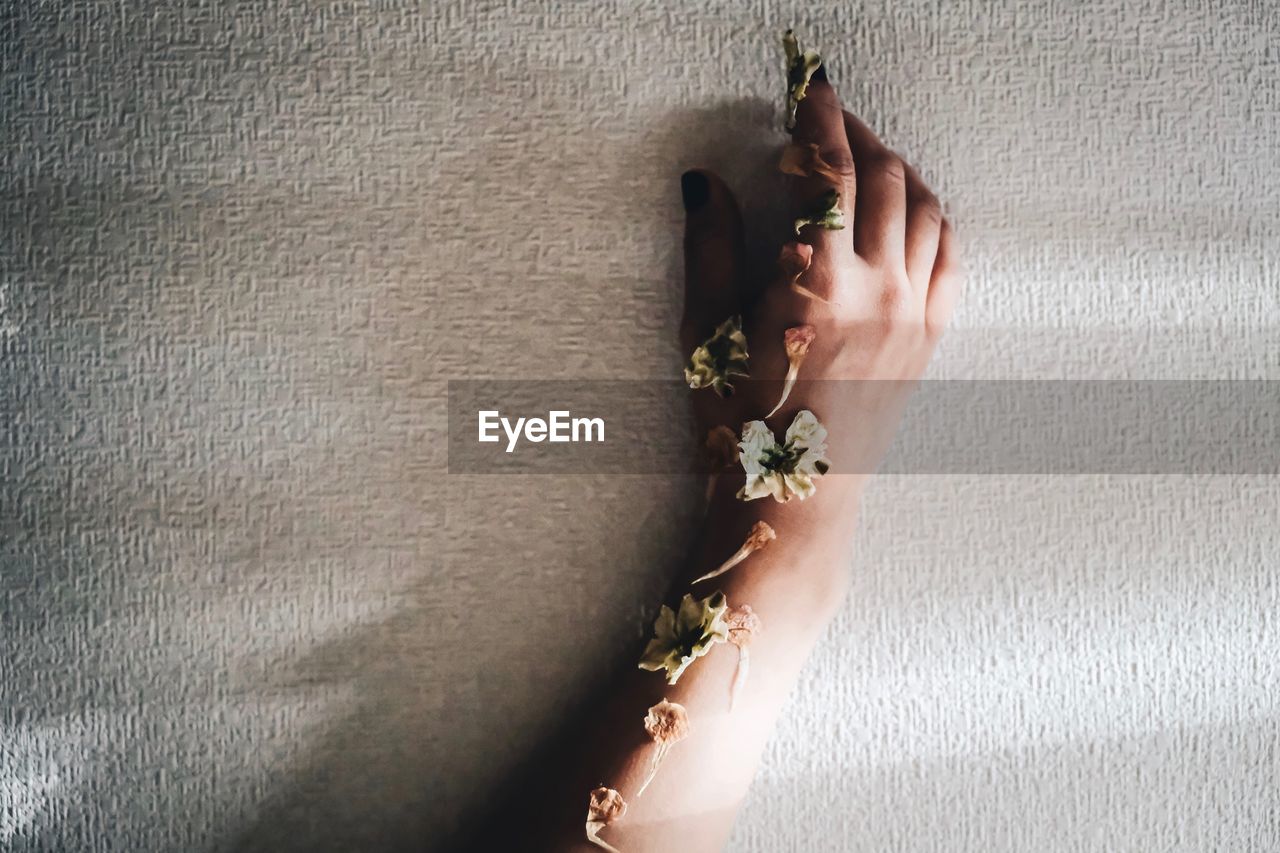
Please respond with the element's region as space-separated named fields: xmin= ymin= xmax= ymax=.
xmin=704 ymin=425 xmax=740 ymax=471
xmin=778 ymin=241 xmax=813 ymax=278
xmin=724 ymin=604 xmax=762 ymax=648
xmin=766 ymin=325 xmax=817 ymax=418
xmin=638 ymin=700 xmax=691 ymax=796
xmin=779 ymin=141 xmax=844 ymax=184
xmin=723 ymin=604 xmax=763 ymax=712
xmin=693 ymin=521 xmax=777 ymax=585
xmin=643 ymin=699 xmax=691 ymax=745
xmin=778 ymin=242 xmax=836 ymax=305
xmin=588 ymin=786 xmax=627 ymax=824
xmin=585 ymin=786 xmax=627 ymax=852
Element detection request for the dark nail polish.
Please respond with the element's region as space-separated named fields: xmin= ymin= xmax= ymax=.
xmin=681 ymin=171 xmax=710 ymax=213
xmin=811 ymin=62 xmax=828 ymax=83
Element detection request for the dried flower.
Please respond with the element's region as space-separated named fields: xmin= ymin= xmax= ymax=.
xmin=723 ymin=604 xmax=762 ymax=710
xmin=765 ymin=325 xmax=816 ymax=418
xmin=738 ymin=410 xmax=831 ymax=503
xmin=703 ymin=424 xmax=740 ymax=471
xmin=779 ymin=141 xmax=844 ymax=184
xmin=778 ymin=241 xmax=813 ymax=278
xmin=684 ymin=315 xmax=750 ymax=397
xmin=585 ymin=786 xmax=627 ymax=852
xmin=794 ymin=189 xmax=845 ymax=235
xmin=637 ymin=699 xmax=691 ymax=796
xmin=777 ymin=242 xmax=836 ymax=306
xmin=692 ymin=521 xmax=776 ymax=585
xmin=783 ymin=29 xmax=823 ymax=132
xmin=638 ymin=591 xmax=729 ymax=684
xmin=702 ymin=424 xmax=741 ymax=502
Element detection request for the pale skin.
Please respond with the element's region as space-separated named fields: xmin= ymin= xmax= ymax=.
xmin=472 ymin=64 xmax=961 ymax=851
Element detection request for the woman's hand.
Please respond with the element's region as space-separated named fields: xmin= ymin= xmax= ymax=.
xmin=681 ymin=69 xmax=963 ymax=490
xmin=484 ymin=53 xmax=964 ymax=853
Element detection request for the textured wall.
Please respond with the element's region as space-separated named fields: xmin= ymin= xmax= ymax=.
xmin=3 ymin=1 xmax=1278 ymax=851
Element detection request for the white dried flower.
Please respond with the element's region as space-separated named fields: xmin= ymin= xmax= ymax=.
xmin=638 ymin=592 xmax=729 ymax=685
xmin=738 ymin=410 xmax=831 ymax=503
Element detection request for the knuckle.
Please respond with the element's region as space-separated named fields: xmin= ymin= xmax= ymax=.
xmin=924 ymin=310 xmax=948 ymax=341
xmin=876 ymin=272 xmax=910 ymax=315
xmin=869 ymin=151 xmax=907 ymax=185
xmin=819 ymin=146 xmax=857 ymax=179
xmin=911 ymin=193 xmax=943 ymax=226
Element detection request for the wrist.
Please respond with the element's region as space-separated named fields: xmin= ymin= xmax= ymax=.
xmin=688 ymin=473 xmax=866 ymax=611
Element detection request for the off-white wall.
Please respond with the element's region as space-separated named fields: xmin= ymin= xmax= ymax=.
xmin=2 ymin=1 xmax=1277 ymax=850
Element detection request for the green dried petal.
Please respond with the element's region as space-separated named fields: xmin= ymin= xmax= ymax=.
xmin=783 ymin=29 xmax=823 ymax=131
xmin=638 ymin=591 xmax=729 ymax=685
xmin=684 ymin=315 xmax=750 ymax=397
xmin=793 ymin=189 xmax=845 ymax=235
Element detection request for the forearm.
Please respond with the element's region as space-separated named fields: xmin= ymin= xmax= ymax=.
xmin=530 ymin=475 xmax=867 ymax=852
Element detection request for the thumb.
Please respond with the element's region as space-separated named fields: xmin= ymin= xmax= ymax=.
xmin=680 ymin=169 xmax=746 ymax=353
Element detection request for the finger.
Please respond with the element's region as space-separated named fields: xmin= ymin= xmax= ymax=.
xmin=680 ymin=169 xmax=746 ymax=352
xmin=843 ymin=111 xmax=907 ymax=269
xmin=789 ymin=67 xmax=856 ymax=267
xmin=903 ymin=162 xmax=943 ymax=296
xmin=925 ymin=218 xmax=962 ymax=336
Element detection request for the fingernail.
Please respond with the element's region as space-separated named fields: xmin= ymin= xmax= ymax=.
xmin=811 ymin=63 xmax=828 ymax=83
xmin=681 ymin=171 xmax=710 ymax=213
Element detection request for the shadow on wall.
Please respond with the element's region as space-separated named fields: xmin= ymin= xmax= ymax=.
xmin=226 ymin=101 xmax=787 ymax=852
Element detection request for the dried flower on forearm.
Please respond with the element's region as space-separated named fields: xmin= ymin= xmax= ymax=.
xmin=738 ymin=409 xmax=831 ymax=502
xmin=765 ymin=325 xmax=816 ymax=418
xmin=702 ymin=424 xmax=741 ymax=502
xmin=586 ymin=786 xmax=627 ymax=852
xmin=724 ymin=605 xmax=762 ymax=710
xmin=794 ymin=189 xmax=845 ymax=235
xmin=779 ymin=141 xmax=844 ymax=184
xmin=783 ymin=29 xmax=823 ymax=132
xmin=693 ymin=521 xmax=776 ymax=584
xmin=637 ymin=700 xmax=691 ymax=796
xmin=684 ymin=315 xmax=750 ymax=397
xmin=638 ymin=591 xmax=729 ymax=684
xmin=703 ymin=424 xmax=740 ymax=471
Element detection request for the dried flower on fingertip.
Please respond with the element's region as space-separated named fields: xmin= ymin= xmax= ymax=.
xmin=724 ymin=605 xmax=762 ymax=710
xmin=637 ymin=700 xmax=691 ymax=796
xmin=685 ymin=315 xmax=750 ymax=397
xmin=738 ymin=410 xmax=831 ymax=503
xmin=585 ymin=787 xmax=627 ymax=852
xmin=782 ymin=29 xmax=823 ymax=132
xmin=779 ymin=141 xmax=844 ymax=184
xmin=765 ymin=325 xmax=816 ymax=418
xmin=638 ymin=591 xmax=729 ymax=684
xmin=693 ymin=521 xmax=776 ymax=584
xmin=794 ymin=189 xmax=845 ymax=235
